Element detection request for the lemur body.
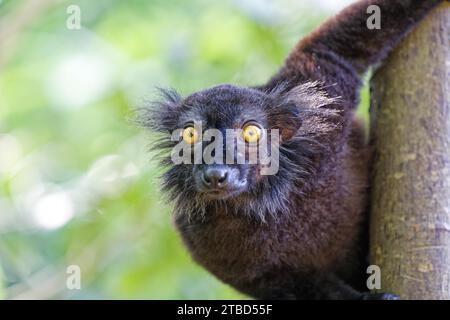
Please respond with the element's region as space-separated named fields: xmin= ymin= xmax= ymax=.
xmin=145 ymin=0 xmax=445 ymax=299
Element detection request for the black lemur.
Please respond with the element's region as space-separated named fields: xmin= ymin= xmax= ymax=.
xmin=142 ymin=0 xmax=445 ymax=299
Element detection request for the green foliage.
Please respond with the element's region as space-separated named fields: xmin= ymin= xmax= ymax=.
xmin=0 ymin=0 xmax=367 ymax=299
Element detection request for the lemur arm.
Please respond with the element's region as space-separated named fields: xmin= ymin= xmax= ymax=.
xmin=262 ymin=0 xmax=444 ymax=158
xmin=267 ymin=0 xmax=443 ymax=99
xmin=298 ymin=0 xmax=443 ymax=74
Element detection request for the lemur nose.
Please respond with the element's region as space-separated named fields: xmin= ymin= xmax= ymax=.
xmin=202 ymin=167 xmax=229 ymax=188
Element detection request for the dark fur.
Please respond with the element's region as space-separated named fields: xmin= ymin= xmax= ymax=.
xmin=141 ymin=0 xmax=443 ymax=299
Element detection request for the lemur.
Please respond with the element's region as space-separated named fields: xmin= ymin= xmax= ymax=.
xmin=142 ymin=0 xmax=445 ymax=299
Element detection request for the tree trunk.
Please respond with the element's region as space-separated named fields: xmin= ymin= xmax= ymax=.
xmin=370 ymin=3 xmax=450 ymax=300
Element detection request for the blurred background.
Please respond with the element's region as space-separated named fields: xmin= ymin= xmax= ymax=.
xmin=0 ymin=0 xmax=366 ymax=299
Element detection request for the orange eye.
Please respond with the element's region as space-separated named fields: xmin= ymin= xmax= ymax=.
xmin=182 ymin=126 xmax=199 ymax=144
xmin=242 ymin=124 xmax=262 ymax=143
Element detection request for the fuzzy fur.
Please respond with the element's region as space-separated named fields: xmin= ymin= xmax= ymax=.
xmin=141 ymin=0 xmax=444 ymax=299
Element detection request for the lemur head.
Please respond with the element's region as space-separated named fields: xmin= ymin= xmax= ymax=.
xmin=142 ymin=83 xmax=337 ymax=220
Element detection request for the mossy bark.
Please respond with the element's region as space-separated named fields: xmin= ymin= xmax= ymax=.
xmin=370 ymin=3 xmax=450 ymax=300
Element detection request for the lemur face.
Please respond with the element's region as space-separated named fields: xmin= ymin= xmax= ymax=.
xmin=145 ymin=84 xmax=303 ymax=202
xmin=180 ymin=85 xmax=269 ymax=200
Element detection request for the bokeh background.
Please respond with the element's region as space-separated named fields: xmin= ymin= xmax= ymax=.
xmin=0 ymin=0 xmax=367 ymax=299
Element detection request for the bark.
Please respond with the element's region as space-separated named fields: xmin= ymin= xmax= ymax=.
xmin=369 ymin=3 xmax=450 ymax=300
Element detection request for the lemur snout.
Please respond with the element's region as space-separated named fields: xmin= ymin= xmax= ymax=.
xmin=202 ymin=167 xmax=229 ymax=188
xmin=195 ymin=165 xmax=245 ymax=197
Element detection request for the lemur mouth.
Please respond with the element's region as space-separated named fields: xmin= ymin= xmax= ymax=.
xmin=201 ymin=188 xmax=245 ymax=200
xmin=199 ymin=179 xmax=248 ymax=200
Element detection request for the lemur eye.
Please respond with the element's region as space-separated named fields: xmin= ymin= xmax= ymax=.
xmin=182 ymin=126 xmax=199 ymax=144
xmin=242 ymin=124 xmax=262 ymax=143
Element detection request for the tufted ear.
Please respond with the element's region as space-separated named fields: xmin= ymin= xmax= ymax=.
xmin=138 ymin=88 xmax=183 ymax=132
xmin=265 ymin=85 xmax=306 ymax=142
xmin=266 ymin=100 xmax=302 ymax=142
xmin=265 ymin=81 xmax=339 ymax=142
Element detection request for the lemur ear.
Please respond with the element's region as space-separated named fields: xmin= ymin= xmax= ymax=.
xmin=139 ymin=88 xmax=183 ymax=132
xmin=266 ymin=81 xmax=338 ymax=142
xmin=267 ymin=101 xmax=302 ymax=142
xmin=266 ymin=86 xmax=303 ymax=142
